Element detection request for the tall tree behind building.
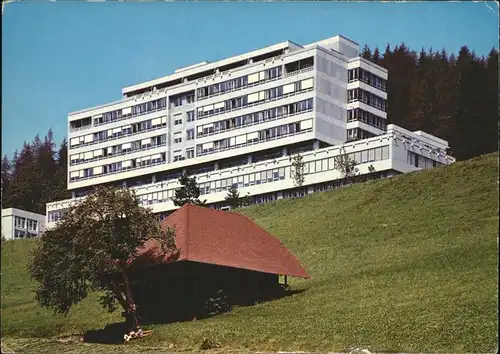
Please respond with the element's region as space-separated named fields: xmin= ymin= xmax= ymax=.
xmin=372 ymin=43 xmax=497 ymax=161
xmin=2 ymin=129 xmax=69 ymax=214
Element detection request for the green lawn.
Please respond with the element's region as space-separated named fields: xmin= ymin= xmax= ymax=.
xmin=1 ymin=153 xmax=498 ymax=353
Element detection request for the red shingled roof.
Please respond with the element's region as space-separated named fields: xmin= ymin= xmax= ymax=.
xmin=131 ymin=204 xmax=310 ymax=279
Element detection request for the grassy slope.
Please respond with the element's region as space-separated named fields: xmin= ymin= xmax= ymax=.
xmin=1 ymin=153 xmax=498 ymax=353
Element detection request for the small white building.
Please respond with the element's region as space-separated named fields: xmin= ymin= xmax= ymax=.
xmin=1 ymin=208 xmax=46 ymax=240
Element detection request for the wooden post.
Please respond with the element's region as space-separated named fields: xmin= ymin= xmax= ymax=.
xmin=192 ymin=266 xmax=197 ymax=321
xmin=285 ymin=275 xmax=288 ymax=286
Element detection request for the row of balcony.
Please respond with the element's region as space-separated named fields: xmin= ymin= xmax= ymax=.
xmin=70 ymin=64 xmax=313 ymax=134
xmin=197 ymin=108 xmax=313 ymax=138
xmin=197 ymin=128 xmax=313 ymax=157
xmin=197 ymin=87 xmax=314 ymax=121
xmin=70 ymin=142 xmax=167 ymax=167
xmin=69 ymin=124 xmax=167 ymax=151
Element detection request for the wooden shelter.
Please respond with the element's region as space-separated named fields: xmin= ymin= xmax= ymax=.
xmin=127 ymin=204 xmax=310 ymax=321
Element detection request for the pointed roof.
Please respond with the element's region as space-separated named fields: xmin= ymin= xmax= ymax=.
xmin=133 ymin=204 xmax=310 ymax=279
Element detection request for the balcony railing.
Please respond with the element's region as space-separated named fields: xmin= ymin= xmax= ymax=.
xmin=93 ymin=106 xmax=168 ymax=128
xmin=197 ymin=75 xmax=283 ymax=102
xmin=69 ymin=124 xmax=167 ymax=150
xmin=70 ymin=159 xmax=166 ymax=183
xmin=69 ymin=106 xmax=168 ymax=133
xmin=348 ymin=97 xmax=386 ymax=112
xmin=264 ymin=54 xmax=283 ymax=63
xmin=70 ymin=125 xmax=92 ymax=133
xmin=197 ymin=128 xmax=313 ymax=157
xmin=70 ymin=142 xmax=167 ymax=166
xmin=284 ymin=66 xmax=314 ymax=78
xmin=50 ymin=129 xmax=454 ymax=220
xmin=197 ymin=87 xmax=314 ymax=121
xmin=195 ymin=54 xmax=284 ymax=85
xmin=347 ymin=117 xmax=387 ymax=131
xmin=197 ymin=108 xmax=313 ymax=139
xmin=348 ymin=77 xmax=387 ymax=92
xmin=70 ymin=60 xmax=309 ymax=134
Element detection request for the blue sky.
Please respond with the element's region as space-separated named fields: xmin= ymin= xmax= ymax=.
xmin=2 ymin=1 xmax=498 ymax=158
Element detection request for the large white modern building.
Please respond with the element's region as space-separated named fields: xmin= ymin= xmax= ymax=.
xmin=2 ymin=208 xmax=46 ymax=240
xmin=46 ymin=35 xmax=455 ymax=227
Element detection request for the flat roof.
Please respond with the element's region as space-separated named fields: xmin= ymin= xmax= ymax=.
xmin=1 ymin=208 xmax=46 ymax=218
xmin=121 ymin=35 xmax=356 ymax=95
xmin=121 ymin=40 xmax=294 ymax=95
xmin=69 ymin=35 xmax=361 ymax=117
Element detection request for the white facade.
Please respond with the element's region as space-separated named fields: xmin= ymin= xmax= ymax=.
xmin=46 ymin=35 xmax=455 ymax=228
xmin=2 ymin=208 xmax=46 ymax=240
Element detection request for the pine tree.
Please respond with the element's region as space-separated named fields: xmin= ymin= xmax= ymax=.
xmin=410 ymin=48 xmax=440 ymax=133
xmin=291 ymin=152 xmax=305 ymax=196
xmin=224 ymin=185 xmax=240 ymax=209
xmin=54 ymin=138 xmax=71 ymax=200
xmin=6 ymin=142 xmax=38 ymax=212
xmin=35 ymin=129 xmax=59 ymax=214
xmin=407 ymin=48 xmax=429 ymax=131
xmin=32 ymin=134 xmax=43 ymax=154
xmin=361 ymin=44 xmax=372 ymax=60
xmin=1 ymin=155 xmax=12 ymax=199
xmin=172 ymin=174 xmax=206 ymax=207
xmin=57 ymin=138 xmax=68 ymax=169
xmin=483 ymin=48 xmax=498 ymax=156
xmin=334 ymin=147 xmax=359 ymax=186
xmin=2 ymin=130 xmax=69 ymax=213
xmin=224 ymin=185 xmax=251 ymax=209
xmin=372 ymin=47 xmax=381 ymax=64
xmin=431 ymin=48 xmax=458 ymax=147
xmin=379 ymin=42 xmax=418 ymax=128
xmin=453 ymin=46 xmax=484 ymax=160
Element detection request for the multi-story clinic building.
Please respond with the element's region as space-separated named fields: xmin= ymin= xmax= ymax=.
xmin=46 ymin=35 xmax=455 ymax=227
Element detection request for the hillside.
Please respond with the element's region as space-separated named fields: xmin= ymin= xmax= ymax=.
xmin=1 ymin=153 xmax=498 ymax=353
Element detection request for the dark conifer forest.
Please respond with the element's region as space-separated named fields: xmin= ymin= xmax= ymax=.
xmin=2 ymin=44 xmax=498 ymax=214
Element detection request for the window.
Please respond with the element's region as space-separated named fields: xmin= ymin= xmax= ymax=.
xmin=108 ymin=162 xmax=122 ymax=172
xmin=94 ymin=116 xmax=103 ymax=125
xmin=15 ymin=216 xmax=26 ymax=229
xmin=381 ymin=146 xmax=389 ymax=160
xmin=151 ymin=116 xmax=166 ymax=128
xmin=174 ymin=133 xmax=182 ymax=144
xmin=187 ymin=110 xmax=195 ymax=122
xmin=361 ymin=150 xmax=368 ymax=163
xmin=348 ymin=89 xmax=386 ymax=112
xmin=48 ymin=210 xmax=63 ymax=223
xmin=186 ymin=149 xmax=195 ymax=159
xmin=151 ymin=153 xmax=165 ymax=164
xmin=83 ymin=168 xmax=93 ymax=177
xmin=174 ymin=117 xmax=183 ymax=125
xmin=14 ymin=230 xmax=27 ymax=238
xmin=27 ymin=219 xmax=38 ymax=232
xmin=173 ymin=150 xmax=183 ymax=161
xmin=172 ymin=97 xmax=182 ymax=107
xmin=203 ymin=124 xmax=214 ymax=136
xmin=155 ymin=135 xmax=166 ymax=146
xmin=368 ymin=149 xmax=375 ymax=162
xmin=186 ymin=129 xmax=195 ymax=140
xmin=349 ymin=68 xmax=387 ymax=92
